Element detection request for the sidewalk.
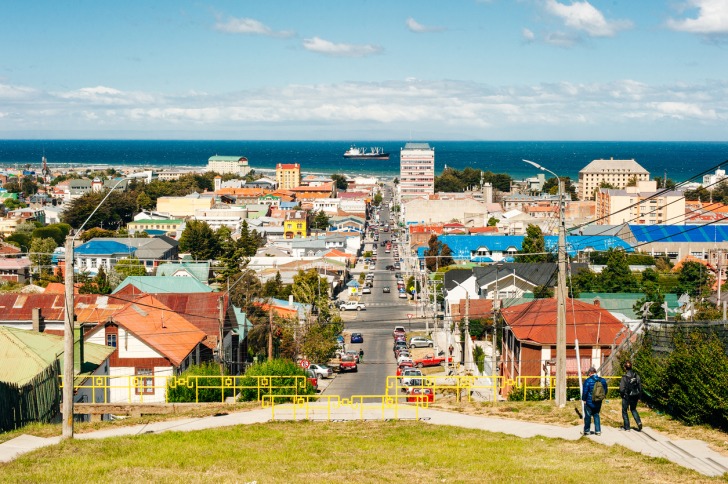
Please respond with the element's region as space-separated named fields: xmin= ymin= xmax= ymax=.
xmin=1 ymin=405 xmax=727 ymax=477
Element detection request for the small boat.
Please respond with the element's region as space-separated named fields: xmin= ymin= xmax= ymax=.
xmin=343 ymin=146 xmax=390 ymax=160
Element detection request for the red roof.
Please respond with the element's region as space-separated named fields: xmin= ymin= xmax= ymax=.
xmin=109 ymin=294 xmax=206 ymax=367
xmin=451 ymin=299 xmax=493 ymax=322
xmin=500 ymin=298 xmax=626 ymax=346
xmin=0 ymin=293 xmax=128 ymax=324
xmin=409 ymin=225 xmax=444 ymax=234
xmin=0 ymin=243 xmax=21 ymax=255
xmin=276 ymin=163 xmax=300 ymax=169
xmin=468 ymin=226 xmax=499 ymax=234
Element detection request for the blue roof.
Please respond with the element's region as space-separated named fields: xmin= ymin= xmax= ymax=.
xmin=75 ymin=240 xmax=136 ymax=256
xmin=419 ymin=234 xmax=633 ymax=260
xmin=629 ymin=224 xmax=728 ymax=243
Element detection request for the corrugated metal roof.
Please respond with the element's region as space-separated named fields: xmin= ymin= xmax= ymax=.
xmin=112 ymin=276 xmax=213 ymax=294
xmin=629 ymin=224 xmax=728 ymax=243
xmin=0 ymin=326 xmax=113 ymax=385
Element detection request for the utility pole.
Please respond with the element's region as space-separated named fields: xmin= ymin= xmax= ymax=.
xmin=268 ymin=308 xmax=274 ymax=361
xmin=218 ymin=296 xmax=225 ymax=374
xmin=492 ymin=284 xmax=498 ymax=387
xmin=462 ymin=293 xmax=470 ymax=366
xmin=62 ymin=236 xmax=74 ymax=439
xmin=556 ymin=179 xmax=567 ymax=407
xmin=717 ymin=250 xmax=722 ymax=309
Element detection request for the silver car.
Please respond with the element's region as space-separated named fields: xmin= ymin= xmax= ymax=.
xmin=409 ymin=336 xmax=434 ymax=348
xmin=309 ymin=364 xmax=333 ymax=379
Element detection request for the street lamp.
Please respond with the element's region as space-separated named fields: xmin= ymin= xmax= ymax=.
xmin=522 ymin=159 xmax=568 ymax=407
xmin=63 ymin=177 xmax=128 ymax=439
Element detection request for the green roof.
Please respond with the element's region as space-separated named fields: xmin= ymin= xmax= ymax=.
xmin=112 ymin=276 xmax=214 ymax=294
xmin=577 ymin=292 xmax=680 ymax=320
xmin=0 ymin=192 xmax=19 ymax=199
xmin=155 ymin=262 xmax=210 ymax=282
xmin=0 ymin=326 xmax=114 ymax=386
xmin=208 ymin=155 xmax=246 ymax=162
xmin=129 ymin=219 xmax=183 ymax=225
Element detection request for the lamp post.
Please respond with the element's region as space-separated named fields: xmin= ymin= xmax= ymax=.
xmin=523 ymin=159 xmax=567 ymax=407
xmin=62 ymin=177 xmax=128 ymax=439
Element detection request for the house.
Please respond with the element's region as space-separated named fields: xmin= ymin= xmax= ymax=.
xmin=112 ymin=276 xmax=213 ymax=295
xmin=0 ymin=258 xmax=31 ymax=283
xmin=154 ymin=262 xmax=211 ymax=284
xmin=156 ymin=193 xmax=214 ymax=218
xmin=0 ymin=242 xmax=21 ymax=257
xmin=329 ymin=215 xmax=366 ymax=233
xmin=127 ymin=219 xmax=184 ymax=237
xmin=284 ymin=210 xmax=309 ymax=239
xmin=499 ymin=299 xmax=627 ymax=388
xmin=84 ymin=294 xmax=206 ymax=403
xmin=72 ymin=236 xmax=179 ymax=275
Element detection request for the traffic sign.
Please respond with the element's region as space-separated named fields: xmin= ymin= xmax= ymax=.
xmin=407 ymin=314 xmax=413 ymax=319
xmin=299 ymin=359 xmax=310 ymax=369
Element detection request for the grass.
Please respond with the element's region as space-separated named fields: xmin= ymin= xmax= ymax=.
xmin=1 ymin=420 xmax=723 ymax=483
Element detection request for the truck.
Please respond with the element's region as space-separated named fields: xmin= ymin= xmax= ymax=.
xmin=413 ymin=354 xmax=453 ymax=368
xmin=341 ymin=301 xmax=366 ymax=311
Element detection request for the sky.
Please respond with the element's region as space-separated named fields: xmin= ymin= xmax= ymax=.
xmin=1 ymin=0 xmax=727 ymax=141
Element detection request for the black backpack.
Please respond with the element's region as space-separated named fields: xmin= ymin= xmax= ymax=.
xmin=627 ymin=374 xmax=641 ymax=397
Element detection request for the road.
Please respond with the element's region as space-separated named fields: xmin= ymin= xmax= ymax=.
xmin=324 ymin=185 xmax=428 ymax=399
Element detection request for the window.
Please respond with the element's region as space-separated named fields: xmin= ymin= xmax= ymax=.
xmin=90 ymin=258 xmax=97 ymax=268
xmin=106 ymin=334 xmax=117 ymax=348
xmin=135 ymin=368 xmax=155 ymax=395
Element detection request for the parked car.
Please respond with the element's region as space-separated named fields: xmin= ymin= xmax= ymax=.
xmin=341 ymin=301 xmax=366 ymax=311
xmin=397 ymin=353 xmax=413 ymax=365
xmin=393 ymin=326 xmax=406 ymax=337
xmin=407 ymin=387 xmax=434 ymax=403
xmin=346 ymin=350 xmax=361 ymax=363
xmin=413 ymin=353 xmax=453 ymax=368
xmin=398 ymin=291 xmax=408 ymax=299
xmin=401 ymin=368 xmax=423 ymax=387
xmin=385 ymin=265 xmax=395 ymax=271
xmin=309 ymin=364 xmax=333 ymax=379
xmin=350 ymin=332 xmax=364 ymax=344
xmin=383 ymin=286 xmax=391 ymax=293
xmin=396 ymin=361 xmax=414 ymax=377
xmin=394 ymin=334 xmax=406 ymax=343
xmin=409 ymin=336 xmax=434 ymax=348
xmin=362 ymin=287 xmax=371 ymax=294
xmin=306 ymin=369 xmax=319 ymax=390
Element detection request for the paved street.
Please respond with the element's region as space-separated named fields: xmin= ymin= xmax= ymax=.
xmin=325 ymin=185 xmax=428 ymax=398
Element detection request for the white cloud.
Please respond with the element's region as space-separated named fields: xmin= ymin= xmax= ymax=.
xmin=544 ymin=0 xmax=632 ymax=37
xmin=406 ymin=17 xmax=445 ymax=33
xmin=302 ymin=37 xmax=383 ymax=57
xmin=666 ymin=0 xmax=728 ymax=34
xmin=214 ymin=16 xmax=294 ymax=37
xmin=1 ymin=78 xmax=727 ymax=139
xmin=522 ymin=28 xmax=536 ymax=42
xmin=544 ymin=31 xmax=581 ymax=47
xmin=0 ymin=83 xmax=37 ymax=100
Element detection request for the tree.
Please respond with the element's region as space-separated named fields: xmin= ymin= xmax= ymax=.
xmin=31 ymin=226 xmax=64 ymax=246
xmin=179 ymin=220 xmax=219 ymax=260
xmin=136 ymin=192 xmax=153 ymax=211
xmin=301 ymin=322 xmax=339 ymax=364
xmin=393 ymin=178 xmax=399 ymax=185
xmin=216 ymin=225 xmax=242 ymax=284
xmin=311 ymin=210 xmax=330 ymax=231
xmin=5 ymin=233 xmax=31 ymax=252
xmin=487 ymin=217 xmax=499 ymax=227
xmin=440 ymin=243 xmax=454 ymax=268
xmin=372 ymin=192 xmax=383 ymax=207
xmin=425 ymin=234 xmax=440 ymax=271
xmin=113 ymin=256 xmax=147 ymax=280
xmin=568 ymin=267 xmax=599 ymax=297
xmin=533 ymin=285 xmax=554 ymax=298
xmin=543 ymin=176 xmax=577 ymax=200
xmin=517 ymin=224 xmax=548 ymax=263
xmin=29 ymin=237 xmax=57 ymax=279
xmin=79 ymin=227 xmax=116 ymax=242
xmin=330 ymin=174 xmax=348 ymax=191
xmin=262 ymin=272 xmax=292 ymax=300
xmin=676 ymin=261 xmax=713 ymax=298
xmin=61 ymin=190 xmax=136 ymax=230
xmin=21 ymin=177 xmax=38 ymax=196
xmin=599 ymin=249 xmax=639 ymax=293
xmin=237 ymin=220 xmax=260 ymax=257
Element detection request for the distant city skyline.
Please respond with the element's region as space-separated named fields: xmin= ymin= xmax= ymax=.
xmin=1 ymin=1 xmax=727 ymax=141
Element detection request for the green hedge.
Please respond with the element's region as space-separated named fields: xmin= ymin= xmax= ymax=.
xmin=237 ymin=359 xmax=316 ymax=402
xmin=632 ymin=328 xmax=728 ymax=431
xmin=166 ymin=363 xmax=233 ymax=403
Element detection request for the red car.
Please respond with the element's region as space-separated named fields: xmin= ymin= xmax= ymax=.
xmin=340 ymin=356 xmax=358 ymax=372
xmin=396 ymin=362 xmax=414 ymax=377
xmin=407 ymin=387 xmax=434 ymax=403
xmin=393 ymin=326 xmax=406 ymax=338
xmin=413 ymin=354 xmax=453 ymax=368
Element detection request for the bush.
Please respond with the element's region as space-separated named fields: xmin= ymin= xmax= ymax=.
xmin=473 ymin=346 xmax=485 ymax=373
xmin=507 ymin=386 xmax=549 ymax=401
xmin=631 ymin=328 xmax=728 ymax=431
xmin=166 ymin=363 xmax=232 ymax=403
xmin=238 ymin=359 xmax=316 ymax=402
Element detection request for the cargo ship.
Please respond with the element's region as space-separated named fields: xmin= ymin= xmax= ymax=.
xmin=343 ymin=146 xmax=390 ymax=160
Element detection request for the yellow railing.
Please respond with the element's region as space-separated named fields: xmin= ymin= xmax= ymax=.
xmin=261 ymin=394 xmax=430 ymax=421
xmin=61 ymin=375 xmax=309 ymax=404
xmin=511 ymin=375 xmax=622 ymax=402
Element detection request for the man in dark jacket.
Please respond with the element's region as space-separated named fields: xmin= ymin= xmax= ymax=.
xmin=619 ymin=361 xmax=643 ymax=431
xmin=582 ymin=367 xmax=607 ymax=436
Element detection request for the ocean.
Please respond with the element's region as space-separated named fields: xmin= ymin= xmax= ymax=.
xmin=0 ymin=140 xmax=726 ymax=182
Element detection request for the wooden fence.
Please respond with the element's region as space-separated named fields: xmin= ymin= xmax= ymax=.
xmin=0 ymin=360 xmax=61 ymax=432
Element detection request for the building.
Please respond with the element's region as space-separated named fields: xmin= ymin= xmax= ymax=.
xmin=578 ymin=158 xmax=650 ymax=200
xmin=156 ymin=193 xmax=214 ymax=218
xmin=206 ymin=156 xmax=251 ymax=176
xmin=400 ymin=142 xmax=435 ymax=198
xmin=0 ymin=258 xmax=31 ymax=283
xmin=72 ymin=237 xmax=179 ymax=275
xmin=403 ymin=195 xmax=491 ymax=226
xmin=596 ymin=180 xmax=684 ymax=225
xmin=276 ymin=163 xmax=301 ymax=190
xmin=284 ymin=210 xmax=308 ymax=239
xmin=702 ymin=168 xmax=728 ymax=190
xmin=127 ymin=219 xmax=184 ymax=237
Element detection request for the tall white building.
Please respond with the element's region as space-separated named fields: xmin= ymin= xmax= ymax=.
xmin=400 ymin=142 xmax=435 ymax=198
xmin=206 ymin=156 xmax=251 ymax=176
xmin=578 ymin=158 xmax=650 ymax=201
xmin=702 ymin=168 xmax=727 ymax=190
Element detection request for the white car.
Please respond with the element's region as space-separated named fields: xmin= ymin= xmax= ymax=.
xmin=309 ymin=364 xmax=333 ymax=379
xmin=409 ymin=336 xmax=434 ymax=348
xmin=362 ymin=287 xmax=371 ymax=294
xmin=398 ymin=292 xmax=407 ymax=299
xmin=397 ymin=356 xmax=414 ymax=367
xmin=341 ymin=301 xmax=366 ymax=311
xmin=402 ymin=368 xmax=424 ymax=387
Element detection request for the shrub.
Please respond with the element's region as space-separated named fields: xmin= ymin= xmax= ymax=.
xmin=473 ymin=346 xmax=485 ymax=373
xmin=166 ymin=363 xmax=232 ymax=403
xmin=237 ymin=359 xmax=316 ymax=402
xmin=507 ymin=386 xmax=549 ymax=401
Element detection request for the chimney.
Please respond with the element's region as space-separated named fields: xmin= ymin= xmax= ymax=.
xmin=288 ymin=295 xmax=294 ymax=307
xmin=593 ymin=299 xmax=601 ymax=308
xmin=32 ymin=307 xmax=45 ymax=332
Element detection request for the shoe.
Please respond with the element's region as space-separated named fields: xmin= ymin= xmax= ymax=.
xmin=595 ymin=432 xmax=601 ymax=436
xmin=590 ymin=431 xmax=595 ymax=435
xmin=637 ymin=423 xmax=643 ymax=431
xmin=619 ymin=428 xmax=630 ymax=431
xmin=580 ymin=431 xmax=589 ymax=435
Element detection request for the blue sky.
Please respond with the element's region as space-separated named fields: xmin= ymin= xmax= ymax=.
xmin=1 ymin=0 xmax=727 ymax=140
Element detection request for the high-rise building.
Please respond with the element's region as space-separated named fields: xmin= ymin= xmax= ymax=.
xmin=276 ymin=163 xmax=301 ymax=190
xmin=578 ymin=158 xmax=650 ymax=201
xmin=400 ymin=143 xmax=435 ymax=198
xmin=596 ymin=180 xmax=684 ymax=225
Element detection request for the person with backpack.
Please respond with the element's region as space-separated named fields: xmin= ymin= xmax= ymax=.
xmin=582 ymin=367 xmax=607 ymax=436
xmin=619 ymin=360 xmax=643 ymax=431
xmin=359 ymin=348 xmax=364 ymax=363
